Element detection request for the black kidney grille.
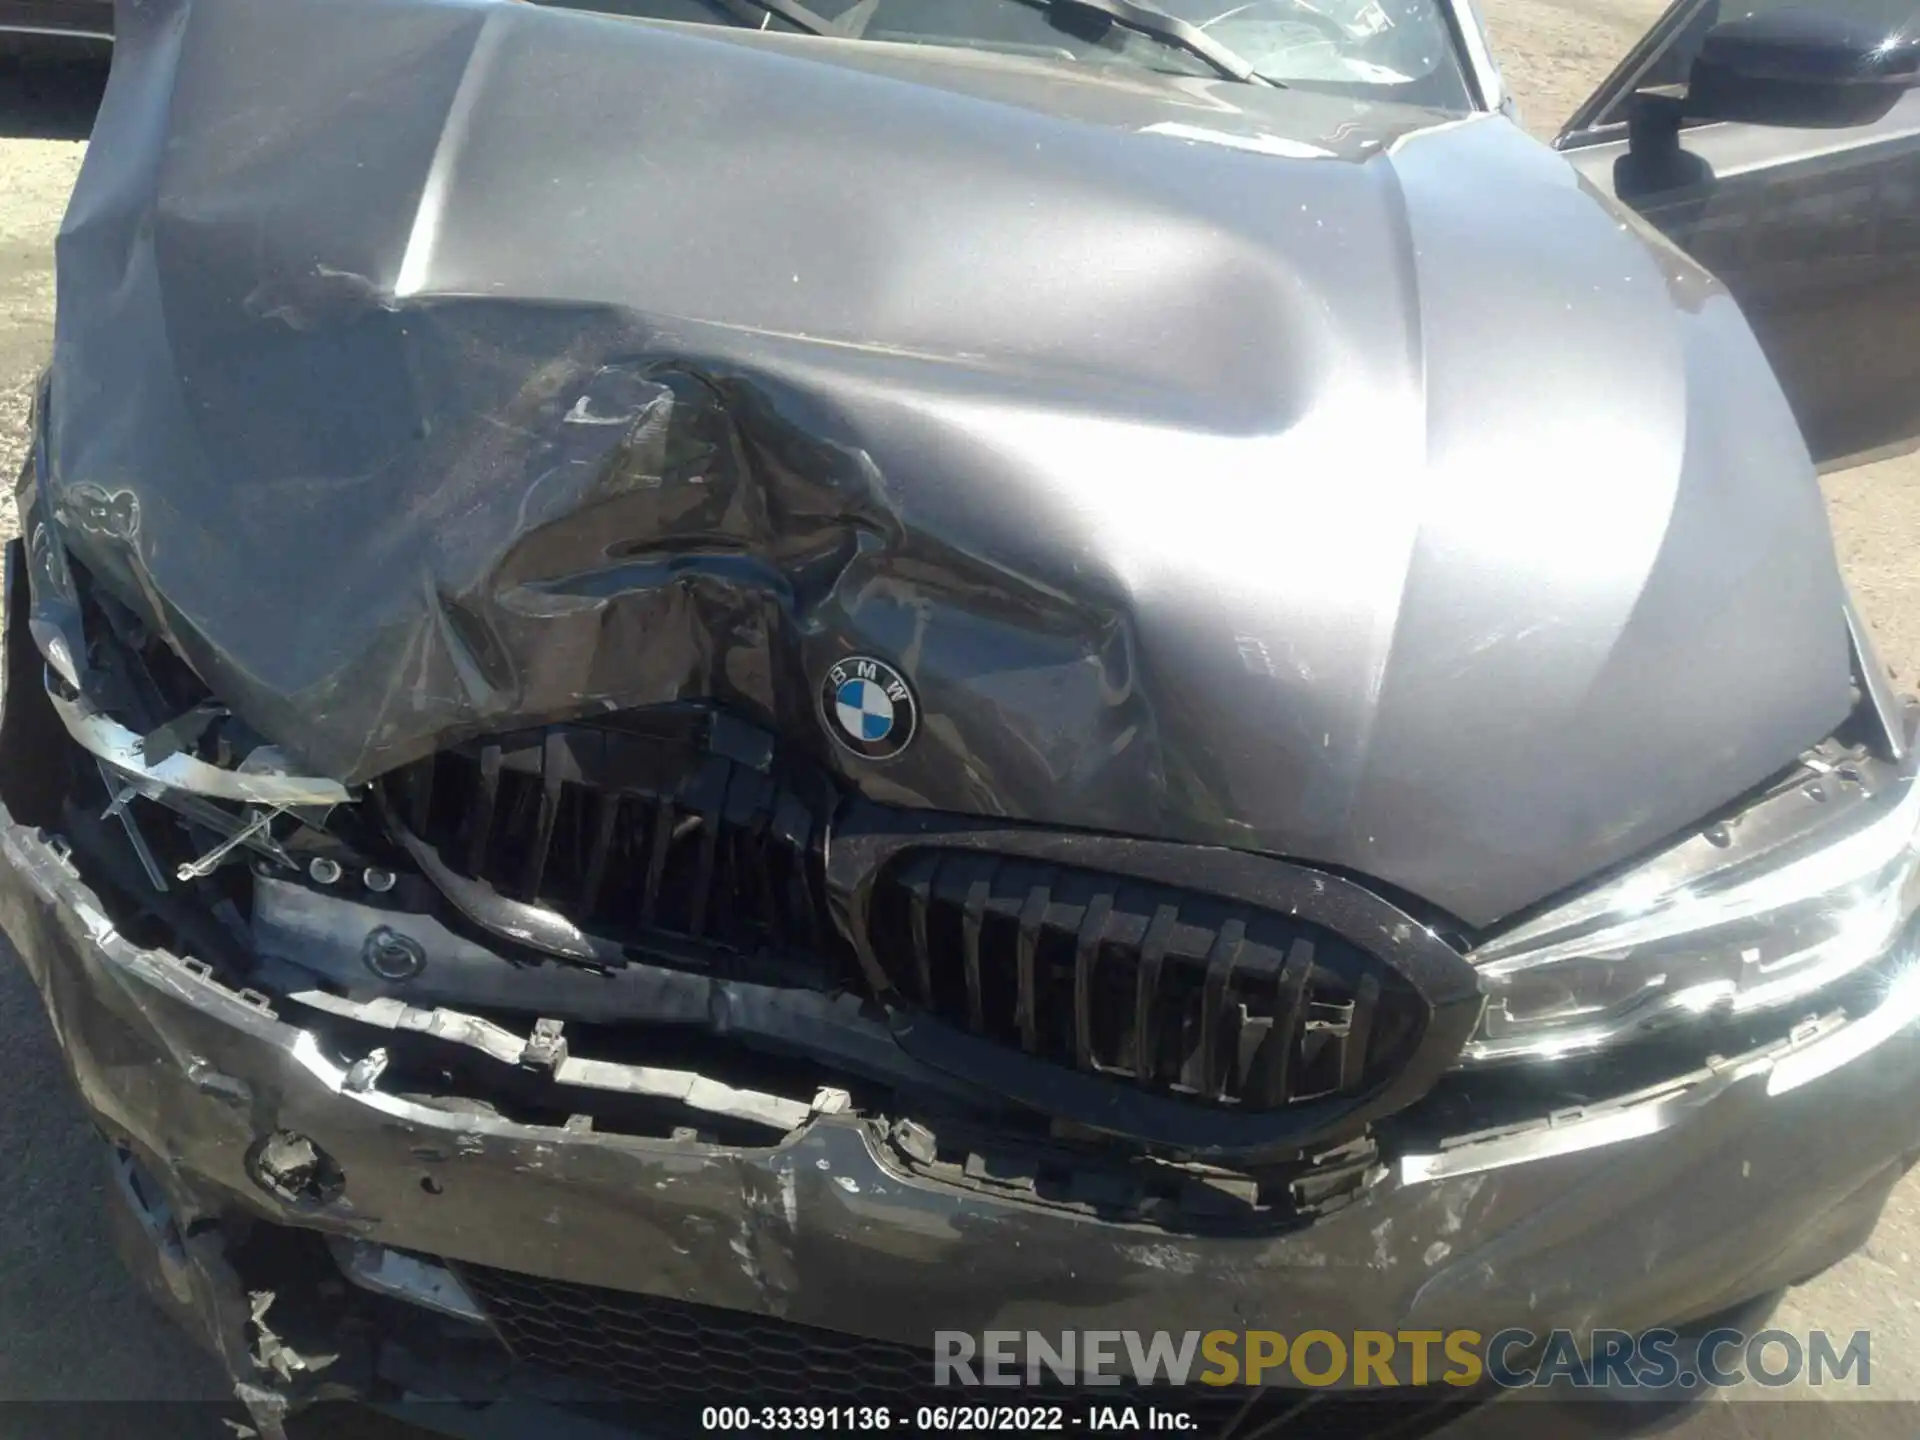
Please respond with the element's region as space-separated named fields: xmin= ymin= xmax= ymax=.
xmin=867 ymin=851 xmax=1423 ymax=1111
xmin=380 ymin=718 xmax=843 ymax=970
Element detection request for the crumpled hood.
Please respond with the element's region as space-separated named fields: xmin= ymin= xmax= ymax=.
xmin=38 ymin=0 xmax=1852 ymax=926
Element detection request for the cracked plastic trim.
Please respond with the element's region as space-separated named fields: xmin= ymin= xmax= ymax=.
xmin=288 ymin=987 xmax=846 ymax=1133
xmin=248 ymin=872 xmax=996 ymax=1110
xmin=46 ymin=678 xmax=351 ymax=808
xmin=0 ymin=809 xmax=837 ymax=1153
xmin=328 ymin=1239 xmax=488 ymax=1324
xmin=385 ymin=809 xmax=623 ymax=966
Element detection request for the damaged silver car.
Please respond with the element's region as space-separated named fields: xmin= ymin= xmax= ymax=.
xmin=8 ymin=0 xmax=1920 ymax=1432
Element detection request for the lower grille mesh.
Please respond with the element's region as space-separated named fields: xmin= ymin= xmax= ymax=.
xmin=458 ymin=1262 xmax=1478 ymax=1439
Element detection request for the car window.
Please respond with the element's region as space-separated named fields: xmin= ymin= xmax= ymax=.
xmin=526 ymin=0 xmax=1478 ymax=110
xmin=1577 ymin=0 xmax=1920 ymax=134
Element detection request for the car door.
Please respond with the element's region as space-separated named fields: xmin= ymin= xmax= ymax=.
xmin=1552 ymin=0 xmax=1920 ymax=471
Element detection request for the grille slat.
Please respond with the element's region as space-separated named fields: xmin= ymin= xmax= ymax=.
xmin=580 ymin=791 xmax=619 ymax=915
xmin=961 ymin=870 xmax=992 ymax=1033
xmin=1198 ymin=916 xmax=1244 ymax=1101
xmin=641 ymin=799 xmax=673 ymax=928
xmin=746 ymin=798 xmax=786 ymax=955
xmin=770 ymin=790 xmax=821 ymax=953
xmin=1016 ymin=884 xmax=1048 ymax=1055
xmin=685 ymin=764 xmax=729 ymax=943
xmin=464 ymin=743 xmax=502 ymax=874
xmin=1342 ymin=973 xmax=1381 ymax=1092
xmin=905 ymin=852 xmax=938 ymax=1006
xmin=688 ymin=811 xmax=720 ymax=942
xmin=1073 ymin=891 xmax=1111 ymax=1072
xmin=719 ymin=766 xmax=773 ymax=952
xmin=522 ymin=732 xmax=565 ymax=899
xmin=868 ymin=853 xmax=1424 ymax=1114
xmin=1268 ymin=938 xmax=1314 ymax=1107
xmin=405 ymin=755 xmax=434 ymax=835
xmin=1134 ymin=902 xmax=1176 ymax=1091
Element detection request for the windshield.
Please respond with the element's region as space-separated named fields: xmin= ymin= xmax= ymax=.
xmin=534 ymin=0 xmax=1479 ymax=111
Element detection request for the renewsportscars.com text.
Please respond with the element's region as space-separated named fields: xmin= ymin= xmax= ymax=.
xmin=934 ymin=1328 xmax=1873 ymax=1390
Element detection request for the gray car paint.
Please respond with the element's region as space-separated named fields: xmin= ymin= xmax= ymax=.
xmin=34 ymin=0 xmax=1854 ymax=929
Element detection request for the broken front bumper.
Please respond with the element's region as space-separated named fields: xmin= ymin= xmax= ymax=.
xmin=7 ymin=787 xmax=1920 ymax=1425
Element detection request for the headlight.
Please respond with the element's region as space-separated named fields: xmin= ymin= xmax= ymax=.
xmin=1465 ymin=759 xmax=1920 ymax=1063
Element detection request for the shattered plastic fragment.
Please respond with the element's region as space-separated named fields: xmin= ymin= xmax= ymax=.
xmin=246 ymin=1291 xmax=339 ymax=1383
xmin=247 ymin=1132 xmax=346 ymax=1208
xmin=47 ymin=683 xmax=349 ymax=808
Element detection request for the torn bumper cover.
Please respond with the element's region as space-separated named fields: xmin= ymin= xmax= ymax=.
xmin=9 ymin=776 xmax=1920 ymax=1420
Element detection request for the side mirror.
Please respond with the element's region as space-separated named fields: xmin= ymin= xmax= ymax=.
xmin=1619 ymin=9 xmax=1920 ymax=196
xmin=1689 ymin=10 xmax=1920 ymax=126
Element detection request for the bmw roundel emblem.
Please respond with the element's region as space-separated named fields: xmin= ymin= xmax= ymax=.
xmin=820 ymin=655 xmax=919 ymax=760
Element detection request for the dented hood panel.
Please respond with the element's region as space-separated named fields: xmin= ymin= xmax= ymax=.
xmin=42 ymin=0 xmax=1853 ymax=926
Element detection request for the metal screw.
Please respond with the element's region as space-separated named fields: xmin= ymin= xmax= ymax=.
xmin=309 ymin=857 xmax=343 ymax=885
xmin=362 ymin=926 xmax=426 ymax=982
xmin=363 ymin=867 xmax=397 ymax=893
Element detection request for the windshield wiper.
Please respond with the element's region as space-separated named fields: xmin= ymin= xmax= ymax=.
xmin=706 ymin=0 xmax=828 ymax=34
xmin=710 ymin=0 xmax=1272 ymax=85
xmin=1018 ymin=0 xmax=1278 ymax=84
xmin=706 ymin=0 xmax=890 ymax=36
